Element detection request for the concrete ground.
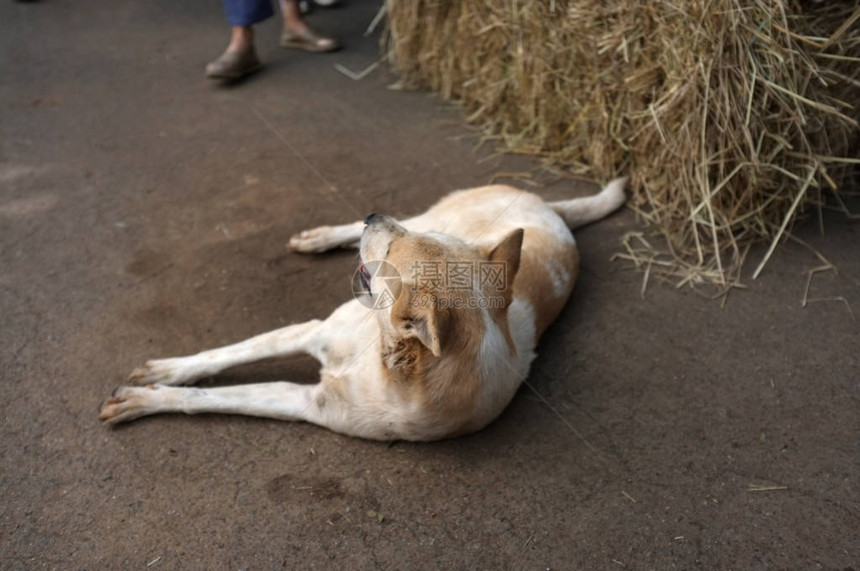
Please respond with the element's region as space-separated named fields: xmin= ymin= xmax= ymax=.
xmin=1 ymin=0 xmax=858 ymax=568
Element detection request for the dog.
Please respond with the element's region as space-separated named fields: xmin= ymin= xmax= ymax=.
xmin=99 ymin=178 xmax=627 ymax=441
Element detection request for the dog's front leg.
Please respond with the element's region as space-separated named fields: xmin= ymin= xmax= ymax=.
xmin=288 ymin=221 xmax=364 ymax=253
xmin=128 ymin=319 xmax=325 ymax=386
xmin=288 ymin=213 xmax=439 ymax=254
xmin=99 ymin=382 xmax=333 ymax=427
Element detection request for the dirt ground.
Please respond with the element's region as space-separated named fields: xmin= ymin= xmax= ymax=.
xmin=1 ymin=1 xmax=858 ymax=569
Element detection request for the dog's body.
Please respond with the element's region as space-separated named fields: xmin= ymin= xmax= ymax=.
xmin=99 ymin=179 xmax=626 ymax=441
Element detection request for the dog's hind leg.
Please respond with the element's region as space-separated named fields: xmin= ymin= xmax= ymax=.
xmin=128 ymin=319 xmax=325 ymax=386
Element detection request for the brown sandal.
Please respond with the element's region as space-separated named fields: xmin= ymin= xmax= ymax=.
xmin=279 ymin=27 xmax=340 ymax=53
xmin=205 ymin=48 xmax=262 ymax=80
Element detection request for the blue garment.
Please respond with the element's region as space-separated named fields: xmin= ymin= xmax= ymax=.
xmin=223 ymin=0 xmax=274 ymax=26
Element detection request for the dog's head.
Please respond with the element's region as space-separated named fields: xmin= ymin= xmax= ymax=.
xmin=358 ymin=213 xmax=523 ymax=374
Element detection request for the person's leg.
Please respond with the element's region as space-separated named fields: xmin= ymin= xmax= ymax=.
xmin=278 ymin=0 xmax=339 ymax=52
xmin=206 ymin=0 xmax=275 ymax=80
xmin=225 ymin=0 xmax=275 ymax=29
xmin=225 ymin=25 xmax=254 ymax=53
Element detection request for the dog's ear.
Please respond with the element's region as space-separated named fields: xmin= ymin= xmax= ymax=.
xmin=391 ymin=287 xmax=448 ymax=357
xmin=486 ymin=228 xmax=524 ymax=308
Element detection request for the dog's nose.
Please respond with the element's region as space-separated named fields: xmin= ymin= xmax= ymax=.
xmin=364 ymin=212 xmax=380 ymax=225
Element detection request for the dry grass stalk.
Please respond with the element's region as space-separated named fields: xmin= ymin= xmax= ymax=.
xmin=384 ymin=0 xmax=860 ymax=288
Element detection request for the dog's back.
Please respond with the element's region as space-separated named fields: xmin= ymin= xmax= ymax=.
xmin=403 ymin=178 xmax=627 ymax=336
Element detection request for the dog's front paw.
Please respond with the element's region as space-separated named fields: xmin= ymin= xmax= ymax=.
xmin=288 ymin=226 xmax=334 ymax=253
xmin=99 ymin=385 xmax=158 ymax=425
xmin=129 ymin=359 xmax=189 ymax=386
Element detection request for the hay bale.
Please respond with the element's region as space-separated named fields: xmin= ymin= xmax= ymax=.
xmin=385 ymin=0 xmax=860 ymax=287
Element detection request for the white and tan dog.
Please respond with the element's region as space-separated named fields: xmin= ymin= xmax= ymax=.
xmin=99 ymin=178 xmax=626 ymax=440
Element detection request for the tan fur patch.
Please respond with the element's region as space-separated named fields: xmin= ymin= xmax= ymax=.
xmin=515 ymin=229 xmax=580 ymax=336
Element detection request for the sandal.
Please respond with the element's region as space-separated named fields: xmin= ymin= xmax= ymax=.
xmin=205 ymin=48 xmax=262 ymax=80
xmin=279 ymin=27 xmax=340 ymax=53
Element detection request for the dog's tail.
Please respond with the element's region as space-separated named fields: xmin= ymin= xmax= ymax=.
xmin=549 ymin=177 xmax=628 ymax=230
